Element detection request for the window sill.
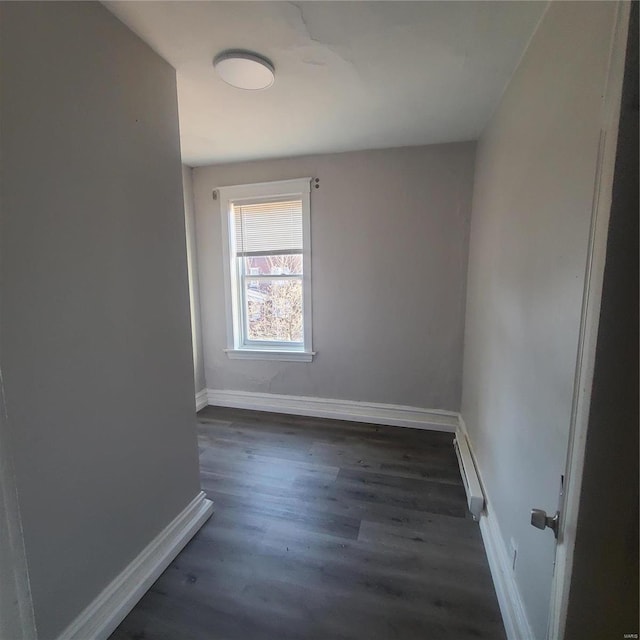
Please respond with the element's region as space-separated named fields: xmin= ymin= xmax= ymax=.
xmin=224 ymin=349 xmax=315 ymax=362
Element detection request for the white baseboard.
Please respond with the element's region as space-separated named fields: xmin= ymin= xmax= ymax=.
xmin=195 ymin=389 xmax=208 ymax=412
xmin=459 ymin=416 xmax=534 ymax=640
xmin=57 ymin=491 xmax=214 ymax=640
xmin=480 ymin=508 xmax=535 ymax=640
xmin=204 ymin=389 xmax=458 ymax=432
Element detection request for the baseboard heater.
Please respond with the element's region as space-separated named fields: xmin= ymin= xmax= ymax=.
xmin=453 ymin=430 xmax=485 ymax=520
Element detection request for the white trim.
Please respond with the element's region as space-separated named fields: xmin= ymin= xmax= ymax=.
xmin=217 ymin=177 xmax=314 ymax=356
xmin=459 ymin=417 xmax=534 ymax=640
xmin=549 ymin=3 xmax=631 ymax=638
xmin=195 ymin=389 xmax=208 ymax=411
xmin=480 ymin=505 xmax=536 ymax=640
xmin=204 ymin=389 xmax=458 ymax=432
xmin=300 ymin=185 xmax=313 ymax=352
xmin=215 ymin=178 xmax=311 ymax=200
xmin=218 ymin=184 xmax=236 ymax=351
xmin=224 ymin=349 xmax=315 ymax=362
xmin=56 ymin=492 xmax=213 ymax=640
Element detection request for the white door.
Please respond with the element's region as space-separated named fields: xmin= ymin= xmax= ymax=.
xmin=547 ymin=3 xmax=631 ymax=638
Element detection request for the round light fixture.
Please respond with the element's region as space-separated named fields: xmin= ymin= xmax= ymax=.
xmin=213 ymin=50 xmax=275 ymax=90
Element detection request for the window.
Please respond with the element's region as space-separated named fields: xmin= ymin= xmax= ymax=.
xmin=218 ymin=178 xmax=314 ymax=361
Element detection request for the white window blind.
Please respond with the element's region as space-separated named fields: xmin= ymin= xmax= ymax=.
xmin=233 ymin=199 xmax=303 ymax=256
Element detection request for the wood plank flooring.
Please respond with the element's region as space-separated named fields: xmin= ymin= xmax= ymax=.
xmin=110 ymin=406 xmax=505 ymax=640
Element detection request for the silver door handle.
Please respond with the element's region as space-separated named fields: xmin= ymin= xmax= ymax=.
xmin=530 ymin=508 xmax=559 ymax=538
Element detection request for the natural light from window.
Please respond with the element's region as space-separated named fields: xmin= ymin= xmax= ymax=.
xmin=218 ymin=178 xmax=313 ymax=361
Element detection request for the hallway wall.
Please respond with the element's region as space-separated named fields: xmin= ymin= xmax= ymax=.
xmin=0 ymin=3 xmax=201 ymax=637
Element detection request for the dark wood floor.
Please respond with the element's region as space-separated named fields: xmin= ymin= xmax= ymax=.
xmin=110 ymin=406 xmax=505 ymax=640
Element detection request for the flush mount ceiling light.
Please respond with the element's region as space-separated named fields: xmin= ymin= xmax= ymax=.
xmin=213 ymin=50 xmax=275 ymax=90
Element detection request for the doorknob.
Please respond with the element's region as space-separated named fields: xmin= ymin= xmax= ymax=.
xmin=530 ymin=508 xmax=559 ymax=538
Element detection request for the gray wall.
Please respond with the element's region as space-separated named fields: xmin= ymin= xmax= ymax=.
xmin=0 ymin=3 xmax=201 ymax=638
xmin=461 ymin=2 xmax=618 ymax=638
xmin=0 ymin=402 xmax=35 ymax=639
xmin=183 ymin=166 xmax=206 ymax=393
xmin=565 ymin=4 xmax=639 ymax=636
xmin=192 ymin=143 xmax=476 ymax=410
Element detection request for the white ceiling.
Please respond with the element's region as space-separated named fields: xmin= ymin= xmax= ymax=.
xmin=104 ymin=1 xmax=547 ymax=167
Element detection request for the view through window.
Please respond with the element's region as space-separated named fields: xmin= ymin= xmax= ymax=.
xmin=219 ymin=178 xmax=313 ymax=360
xmin=234 ymin=198 xmax=304 ymax=344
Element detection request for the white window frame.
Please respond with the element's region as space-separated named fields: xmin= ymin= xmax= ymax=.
xmin=218 ymin=178 xmax=314 ymax=362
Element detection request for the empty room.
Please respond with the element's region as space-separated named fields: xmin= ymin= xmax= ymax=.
xmin=0 ymin=2 xmax=637 ymax=640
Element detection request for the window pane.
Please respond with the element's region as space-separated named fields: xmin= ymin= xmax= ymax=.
xmin=244 ymin=254 xmax=302 ymax=276
xmin=245 ymin=278 xmax=303 ymax=343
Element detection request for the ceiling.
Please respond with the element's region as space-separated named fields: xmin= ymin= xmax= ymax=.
xmin=104 ymin=1 xmax=547 ymax=167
